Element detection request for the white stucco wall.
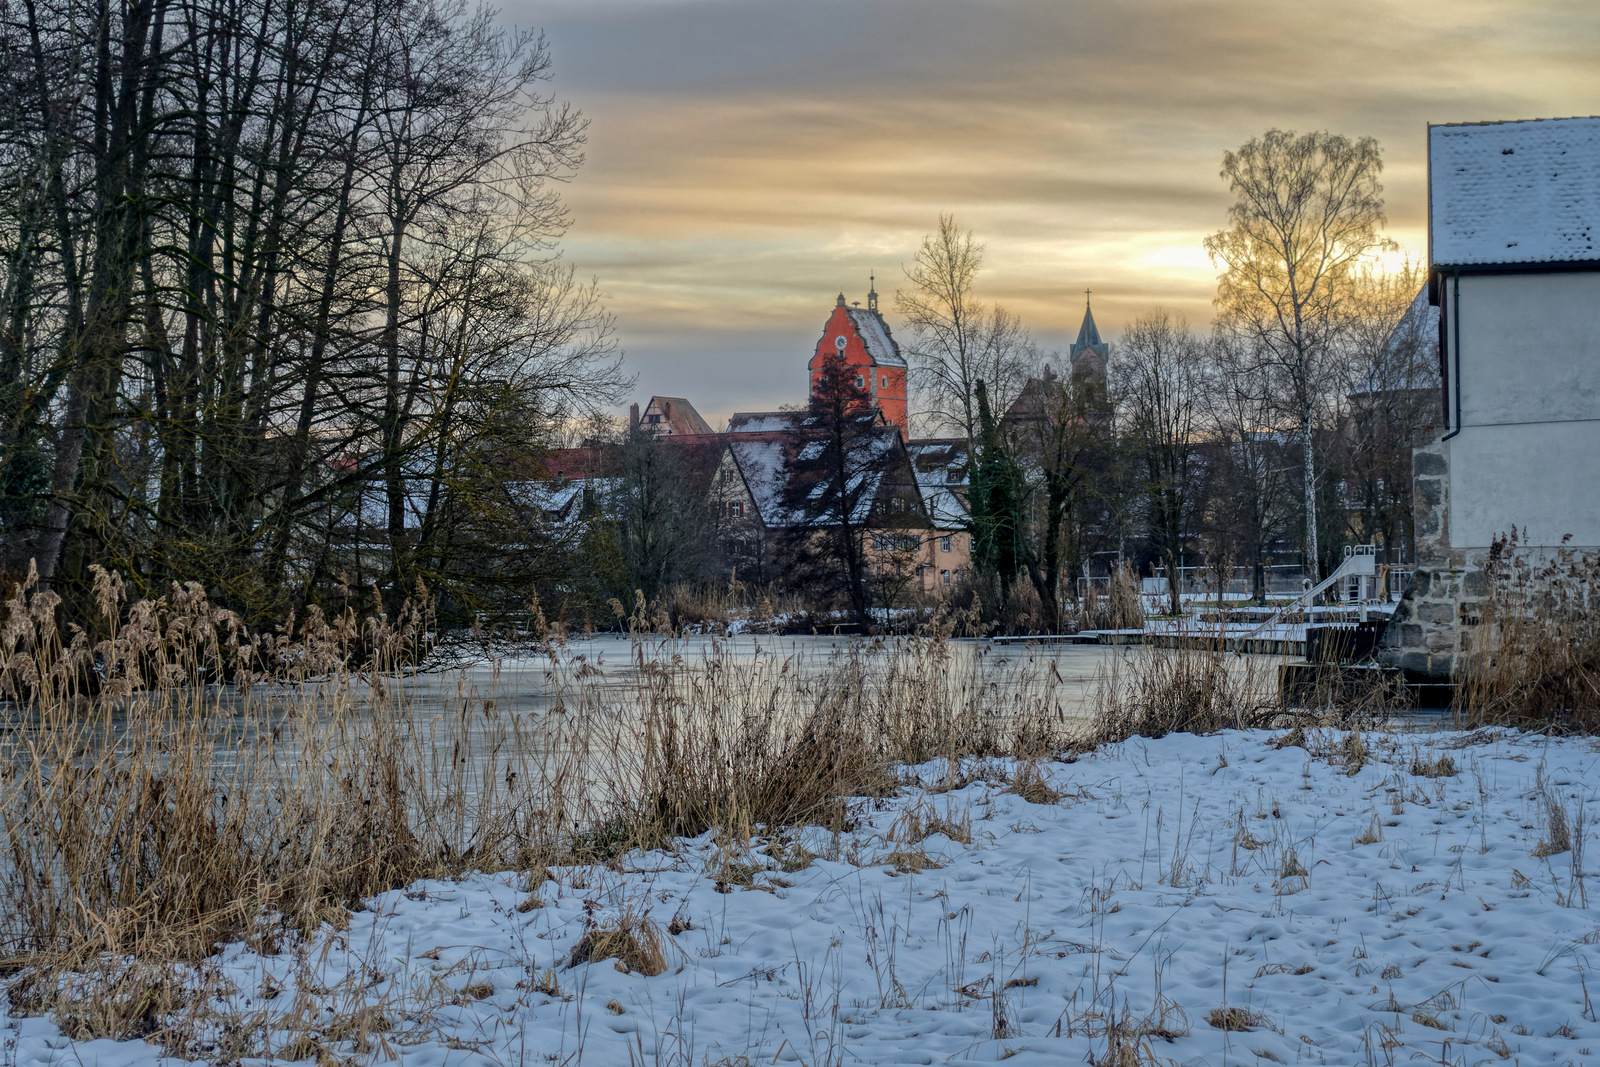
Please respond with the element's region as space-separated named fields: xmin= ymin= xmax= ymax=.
xmin=1442 ymin=271 xmax=1600 ymax=549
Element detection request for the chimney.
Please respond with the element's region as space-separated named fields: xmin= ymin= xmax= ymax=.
xmin=629 ymin=403 xmax=640 ymax=433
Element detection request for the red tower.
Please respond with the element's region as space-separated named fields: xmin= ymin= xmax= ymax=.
xmin=808 ymin=279 xmax=907 ymax=432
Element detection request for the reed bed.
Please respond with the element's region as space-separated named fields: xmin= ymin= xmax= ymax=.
xmin=0 ymin=568 xmax=1115 ymax=1042
xmin=0 ymin=559 xmax=1348 ymax=1056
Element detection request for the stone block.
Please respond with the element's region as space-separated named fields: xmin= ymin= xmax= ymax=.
xmin=1396 ymin=623 xmax=1423 ymax=648
xmin=1424 ymin=629 xmax=1456 ymax=652
xmin=1416 ymin=479 xmax=1442 ymax=507
xmin=1397 ymin=650 xmax=1436 ymax=679
xmin=1418 ymin=602 xmax=1457 ymax=625
xmin=1461 ymin=570 xmax=1486 ymax=598
xmin=1413 ymin=450 xmax=1447 ymax=476
xmin=1409 ymin=570 xmax=1433 ymax=598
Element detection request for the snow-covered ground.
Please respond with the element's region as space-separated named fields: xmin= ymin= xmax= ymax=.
xmin=6 ymin=729 xmax=1599 ymax=1065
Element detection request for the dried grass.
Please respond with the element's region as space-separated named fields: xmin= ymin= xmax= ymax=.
xmin=1089 ymin=641 xmax=1279 ymax=744
xmin=1456 ymin=538 xmax=1600 ymax=730
xmin=566 ymin=913 xmax=667 ymax=976
xmin=0 ymin=559 xmax=1311 ymax=1058
xmin=1206 ymin=1006 xmax=1269 ymax=1032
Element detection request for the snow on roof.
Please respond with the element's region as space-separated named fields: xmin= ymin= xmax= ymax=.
xmin=906 ymin=439 xmax=970 ymax=528
xmin=1429 ymin=117 xmax=1600 ymax=267
xmin=726 ymin=412 xmax=802 ymax=434
xmin=728 ymin=438 xmax=795 ymax=526
xmin=919 ymin=485 xmax=970 ymax=528
xmin=844 ymin=307 xmax=906 ymax=368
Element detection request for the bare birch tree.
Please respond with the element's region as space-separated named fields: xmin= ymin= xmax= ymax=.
xmin=895 ymin=214 xmax=1031 ymax=448
xmin=1204 ymin=129 xmax=1391 ymax=581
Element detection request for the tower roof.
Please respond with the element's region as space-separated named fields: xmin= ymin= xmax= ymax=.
xmin=844 ymin=306 xmax=906 ymax=367
xmin=1069 ymin=293 xmax=1108 ymax=361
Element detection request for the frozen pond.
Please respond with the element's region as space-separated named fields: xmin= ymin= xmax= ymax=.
xmin=405 ymin=632 xmax=1292 ymax=725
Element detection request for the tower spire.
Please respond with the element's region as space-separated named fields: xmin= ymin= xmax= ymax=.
xmin=867 ymin=272 xmax=878 ymax=312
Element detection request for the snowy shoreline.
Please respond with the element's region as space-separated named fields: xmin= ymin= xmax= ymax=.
xmin=6 ymin=728 xmax=1598 ymax=1066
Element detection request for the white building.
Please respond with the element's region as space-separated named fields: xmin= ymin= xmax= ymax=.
xmin=1385 ymin=116 xmax=1600 ymax=679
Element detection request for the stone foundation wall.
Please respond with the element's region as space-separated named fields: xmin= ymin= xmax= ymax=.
xmin=1380 ymin=435 xmax=1485 ymax=681
xmin=1381 ymin=433 xmax=1598 ymax=681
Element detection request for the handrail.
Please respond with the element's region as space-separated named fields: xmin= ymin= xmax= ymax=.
xmin=1232 ymin=545 xmax=1378 ymax=652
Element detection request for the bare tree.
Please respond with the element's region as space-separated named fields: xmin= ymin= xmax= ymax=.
xmin=1116 ymin=311 xmax=1206 ymax=617
xmin=1204 ymin=129 xmax=1391 ymax=581
xmin=1203 ymin=327 xmax=1298 ymax=603
xmin=1335 ymin=259 xmax=1435 ymax=564
xmin=895 ymin=214 xmax=1032 ymax=448
xmin=1013 ymin=364 xmax=1104 ymax=629
xmin=0 ymin=0 xmax=627 ymax=624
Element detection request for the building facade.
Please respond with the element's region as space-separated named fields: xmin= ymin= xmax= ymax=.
xmin=808 ymin=281 xmax=909 ymax=431
xmin=1383 ymin=116 xmax=1600 ymax=680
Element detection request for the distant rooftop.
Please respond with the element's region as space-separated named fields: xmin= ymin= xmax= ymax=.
xmin=1429 ymin=116 xmax=1600 ymax=268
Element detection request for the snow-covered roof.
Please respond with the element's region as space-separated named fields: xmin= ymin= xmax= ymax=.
xmin=1429 ymin=117 xmax=1600 ymax=267
xmin=844 ymin=307 xmax=906 ymax=368
xmin=726 ymin=412 xmax=802 ymax=434
xmin=906 ymin=439 xmax=970 ymax=529
xmin=727 ymin=438 xmax=795 ymax=526
xmin=919 ymin=485 xmax=970 ymax=529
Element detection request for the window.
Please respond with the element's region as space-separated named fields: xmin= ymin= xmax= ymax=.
xmin=940 ymin=569 xmax=950 ymax=585
xmin=881 ymin=375 xmax=889 ymax=390
xmin=940 ymin=536 xmax=952 ymax=553
xmin=872 ymin=533 xmax=918 ymax=552
xmin=728 ymin=501 xmax=744 ymax=519
xmin=854 ymin=375 xmax=865 ymax=389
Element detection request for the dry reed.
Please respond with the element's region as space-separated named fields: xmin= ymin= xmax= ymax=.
xmin=0 ymin=561 xmax=1302 ymax=1055
xmin=1455 ymin=536 xmax=1600 ymax=730
xmin=0 ymin=564 xmax=1098 ymax=1049
xmin=1089 ymin=641 xmax=1279 ymax=743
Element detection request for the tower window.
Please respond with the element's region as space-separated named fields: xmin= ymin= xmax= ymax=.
xmin=881 ymin=375 xmax=888 ymax=390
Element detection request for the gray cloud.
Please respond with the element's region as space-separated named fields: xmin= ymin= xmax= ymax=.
xmin=502 ymin=0 xmax=1600 ymax=424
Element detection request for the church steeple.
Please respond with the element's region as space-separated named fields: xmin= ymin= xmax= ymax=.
xmin=867 ymin=273 xmax=878 ymax=312
xmin=1069 ymin=289 xmax=1108 ymax=361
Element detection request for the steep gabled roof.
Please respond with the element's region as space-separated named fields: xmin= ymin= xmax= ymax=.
xmin=1429 ymin=117 xmax=1600 ymax=267
xmin=726 ymin=421 xmax=917 ymax=530
xmin=641 ymin=396 xmax=715 ymax=435
xmin=907 ymin=438 xmax=971 ymax=529
xmin=843 ymin=306 xmax=906 ymax=368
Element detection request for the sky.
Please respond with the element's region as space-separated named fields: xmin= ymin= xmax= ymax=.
xmin=503 ymin=0 xmax=1600 ymax=427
